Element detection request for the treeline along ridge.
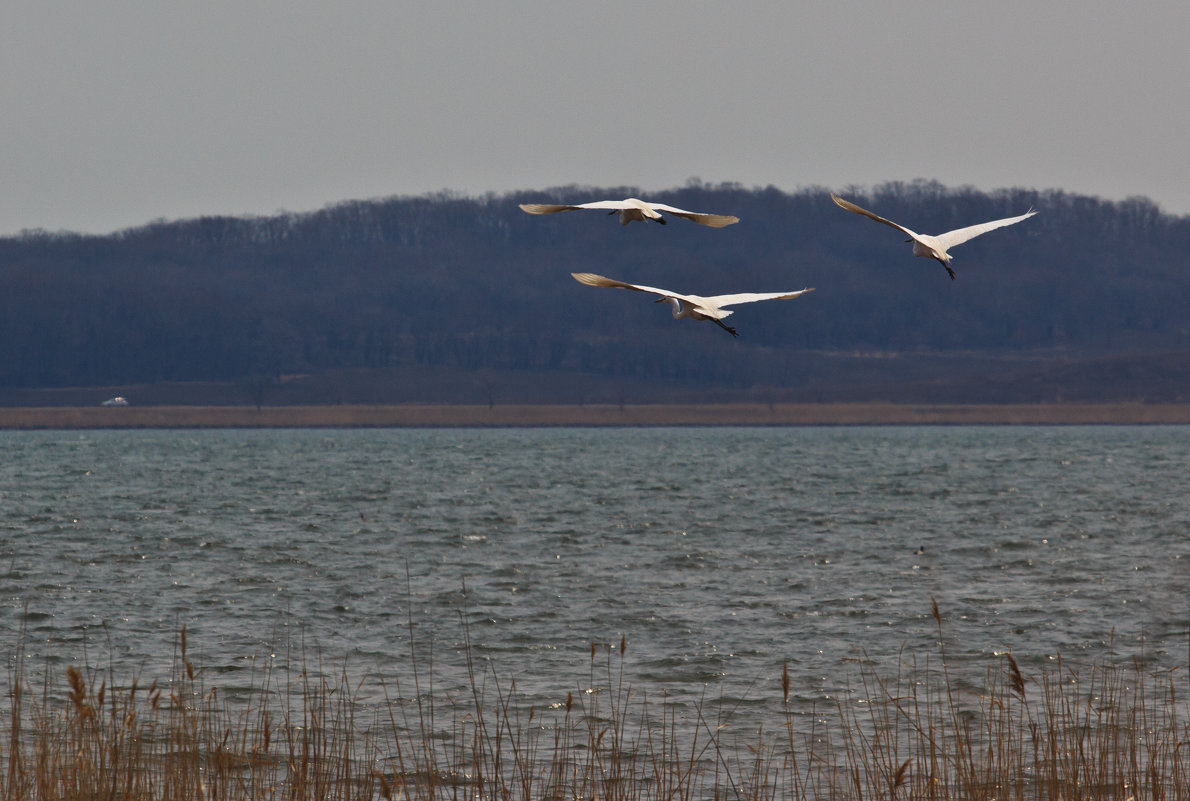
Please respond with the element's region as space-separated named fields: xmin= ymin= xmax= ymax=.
xmin=2 ymin=180 xmax=1187 ymax=404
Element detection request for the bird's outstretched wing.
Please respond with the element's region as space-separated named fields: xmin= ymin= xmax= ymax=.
xmin=519 ymin=203 xmax=586 ymax=215
xmin=933 ymin=209 xmax=1037 ymax=250
xmin=831 ymin=193 xmax=920 ymax=239
xmin=570 ymin=272 xmax=689 ymax=301
xmin=521 ymin=200 xmax=643 ymax=214
xmin=647 ymin=203 xmax=740 ymax=227
xmin=572 ymin=200 xmax=637 ymax=210
xmin=702 ymin=288 xmax=816 ymax=309
xmin=521 ymin=199 xmax=739 ymax=226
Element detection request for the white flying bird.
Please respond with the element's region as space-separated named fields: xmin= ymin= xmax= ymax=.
xmin=520 ymin=198 xmax=739 ymax=227
xmin=571 ymin=272 xmax=814 ymax=338
xmin=830 ymin=193 xmax=1036 ymax=279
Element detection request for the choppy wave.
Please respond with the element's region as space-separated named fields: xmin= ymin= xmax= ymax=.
xmin=3 ymin=425 xmax=1188 ymax=732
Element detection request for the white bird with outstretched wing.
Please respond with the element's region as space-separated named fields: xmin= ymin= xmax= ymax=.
xmin=571 ymin=272 xmax=813 ymax=338
xmin=520 ymin=197 xmax=739 ymax=227
xmin=831 ymin=193 xmax=1036 ymax=279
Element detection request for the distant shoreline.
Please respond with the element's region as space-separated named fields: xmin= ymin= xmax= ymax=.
xmin=2 ymin=402 xmax=1189 ymax=429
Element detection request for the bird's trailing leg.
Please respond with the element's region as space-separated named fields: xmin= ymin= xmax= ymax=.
xmin=712 ymin=317 xmax=739 ymax=338
xmin=927 ymin=253 xmax=956 ymax=279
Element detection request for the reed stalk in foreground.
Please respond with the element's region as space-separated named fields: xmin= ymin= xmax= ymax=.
xmin=3 ymin=601 xmax=1190 ymax=801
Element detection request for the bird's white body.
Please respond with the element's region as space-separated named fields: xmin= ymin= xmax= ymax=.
xmin=571 ymin=272 xmax=813 ymax=337
xmin=830 ymin=193 xmax=1036 ymax=279
xmin=520 ymin=198 xmax=739 ymax=227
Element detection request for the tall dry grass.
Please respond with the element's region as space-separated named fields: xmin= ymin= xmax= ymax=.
xmin=3 ymin=600 xmax=1189 ymax=800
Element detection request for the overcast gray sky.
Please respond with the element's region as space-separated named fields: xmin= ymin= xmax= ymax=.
xmin=3 ymin=1 xmax=1188 ymax=236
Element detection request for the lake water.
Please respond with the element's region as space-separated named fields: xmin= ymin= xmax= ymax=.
xmin=3 ymin=425 xmax=1189 ymax=735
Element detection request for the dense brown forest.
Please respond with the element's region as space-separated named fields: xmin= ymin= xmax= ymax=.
xmin=2 ymin=180 xmax=1187 ymax=405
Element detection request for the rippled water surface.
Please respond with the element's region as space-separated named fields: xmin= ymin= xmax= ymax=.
xmin=3 ymin=426 xmax=1189 ymax=728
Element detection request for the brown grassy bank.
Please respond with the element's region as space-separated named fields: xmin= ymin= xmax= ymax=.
xmin=2 ymin=402 xmax=1190 ymax=429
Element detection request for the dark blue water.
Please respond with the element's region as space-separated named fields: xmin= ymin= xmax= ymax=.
xmin=3 ymin=426 xmax=1189 ymax=731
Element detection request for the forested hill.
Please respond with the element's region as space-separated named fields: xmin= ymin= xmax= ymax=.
xmin=2 ymin=180 xmax=1188 ymax=405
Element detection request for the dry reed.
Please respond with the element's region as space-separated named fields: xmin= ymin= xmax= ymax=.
xmin=3 ymin=601 xmax=1189 ymax=800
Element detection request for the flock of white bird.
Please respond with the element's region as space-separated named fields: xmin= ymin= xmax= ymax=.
xmin=519 ymin=193 xmax=1037 ymax=337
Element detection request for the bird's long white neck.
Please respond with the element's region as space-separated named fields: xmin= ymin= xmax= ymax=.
xmin=660 ymin=297 xmax=689 ymax=320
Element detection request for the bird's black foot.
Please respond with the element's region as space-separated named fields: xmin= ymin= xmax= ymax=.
xmin=713 ymin=318 xmax=739 ymax=338
xmin=657 ymin=217 xmax=667 ymax=225
xmin=946 ymin=266 xmax=956 ymax=280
